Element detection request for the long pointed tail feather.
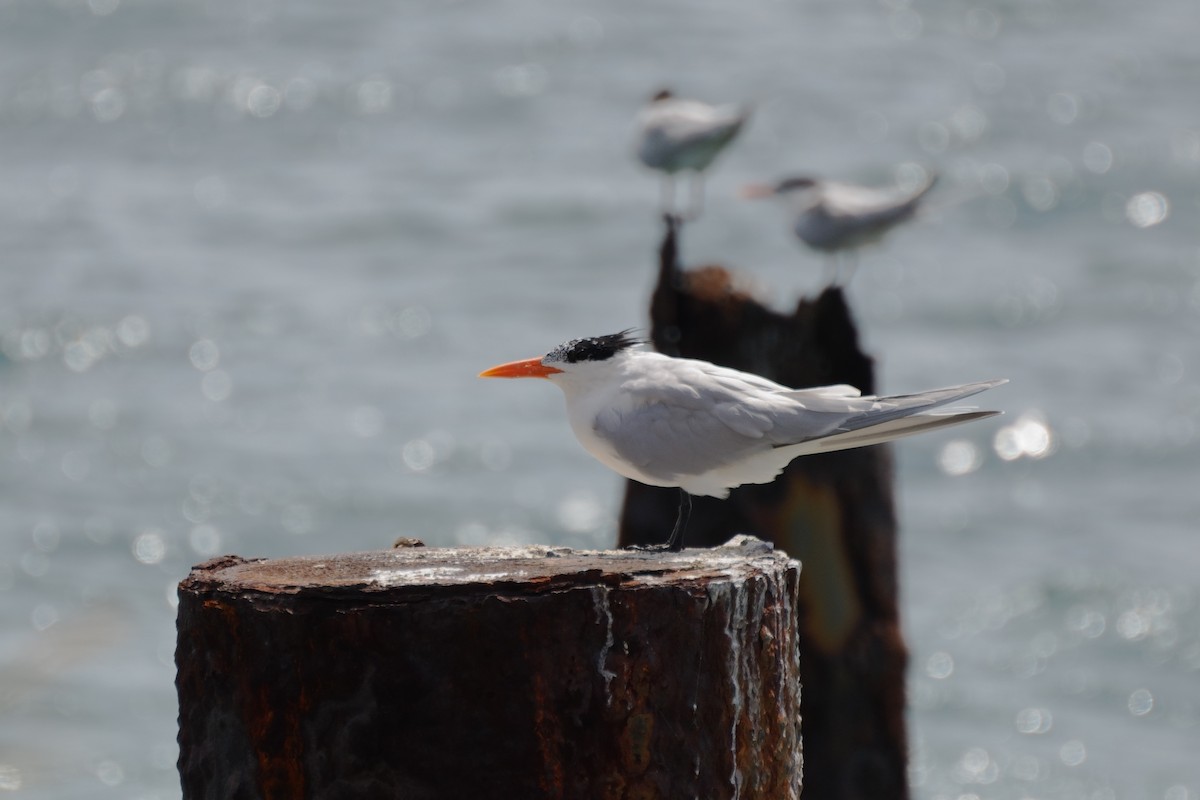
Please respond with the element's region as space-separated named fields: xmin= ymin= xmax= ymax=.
xmin=844 ymin=379 xmax=1006 ymax=430
xmin=775 ymin=379 xmax=1006 ymax=459
xmin=810 ymin=409 xmax=1001 ymax=453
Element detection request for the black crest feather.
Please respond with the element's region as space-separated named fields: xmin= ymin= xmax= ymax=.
xmin=547 ymin=329 xmax=642 ymax=364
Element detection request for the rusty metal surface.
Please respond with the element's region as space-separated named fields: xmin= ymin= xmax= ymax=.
xmin=176 ymin=536 xmax=803 ymax=800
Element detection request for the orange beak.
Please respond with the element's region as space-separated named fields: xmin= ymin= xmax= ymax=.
xmin=478 ymin=357 xmax=563 ymax=379
xmin=738 ymin=182 xmax=776 ymax=199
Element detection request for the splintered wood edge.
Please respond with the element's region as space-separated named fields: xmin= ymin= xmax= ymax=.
xmin=180 ymin=534 xmax=800 ymax=601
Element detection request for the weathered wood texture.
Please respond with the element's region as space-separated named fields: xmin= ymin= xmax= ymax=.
xmin=176 ymin=537 xmax=802 ymax=800
xmin=619 ymin=216 xmax=909 ymax=800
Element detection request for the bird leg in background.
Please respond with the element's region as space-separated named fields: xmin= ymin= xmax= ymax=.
xmin=839 ymin=252 xmax=862 ymax=286
xmin=684 ymin=175 xmax=705 ymax=221
xmin=666 ymin=489 xmax=693 ymax=551
xmin=821 ymin=255 xmax=840 ymax=287
xmin=660 ymin=176 xmax=676 ymax=217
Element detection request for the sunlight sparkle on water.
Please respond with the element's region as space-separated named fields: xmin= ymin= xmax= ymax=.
xmin=1015 ymin=706 xmax=1053 ymax=734
xmin=953 ymin=747 xmax=998 ymax=785
xmin=938 ymin=439 xmax=982 ymax=476
xmin=993 ymin=412 xmax=1054 ymax=461
xmin=90 ymin=86 xmax=126 ymax=123
xmin=1022 ymin=175 xmax=1059 ymax=212
xmin=1128 ymin=688 xmax=1154 ymax=716
xmin=133 ymin=530 xmax=167 ymax=565
xmin=895 ymin=162 xmax=933 ymax=193
xmin=189 ymin=339 xmax=219 ymax=371
xmin=95 ymin=759 xmax=124 ymax=787
xmin=401 ymin=438 xmax=435 ymax=472
xmin=0 ymin=764 xmax=22 ymax=791
xmin=398 ymin=430 xmax=455 ymax=473
xmin=1126 ymin=192 xmax=1169 ymax=228
xmin=355 ymin=77 xmax=394 ymax=114
xmin=116 ymin=314 xmax=150 ymax=347
xmin=141 ymin=435 xmax=173 ymax=467
xmin=1059 ymin=739 xmax=1087 ymax=767
xmin=64 ymin=328 xmax=113 ymax=372
xmin=925 ymin=651 xmax=954 ymax=679
xmin=1047 ymin=91 xmax=1080 ymax=125
xmin=246 ymin=84 xmax=282 ymax=118
xmin=31 ymin=603 xmax=59 ymax=631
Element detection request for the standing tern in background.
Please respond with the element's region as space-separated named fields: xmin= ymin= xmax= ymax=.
xmin=635 ymin=90 xmax=751 ymax=220
xmin=480 ymin=331 xmax=1004 ymax=551
xmin=741 ymin=171 xmax=938 ymax=285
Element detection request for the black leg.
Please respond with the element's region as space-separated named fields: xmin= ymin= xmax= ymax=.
xmin=623 ymin=488 xmax=693 ymax=553
xmin=665 ymin=489 xmax=692 ymax=552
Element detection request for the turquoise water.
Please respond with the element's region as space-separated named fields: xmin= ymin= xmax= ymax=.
xmin=1 ymin=0 xmax=1198 ymax=797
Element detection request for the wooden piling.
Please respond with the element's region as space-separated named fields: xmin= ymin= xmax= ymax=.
xmin=176 ymin=536 xmax=802 ymax=800
xmin=619 ymin=216 xmax=909 ymax=800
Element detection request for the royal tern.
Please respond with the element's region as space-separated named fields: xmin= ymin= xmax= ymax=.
xmin=635 ymin=90 xmax=751 ymax=220
xmin=480 ymin=331 xmax=1004 ymax=551
xmin=742 ymin=172 xmax=938 ymax=284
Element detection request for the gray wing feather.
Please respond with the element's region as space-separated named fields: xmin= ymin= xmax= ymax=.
xmin=712 ymin=402 xmax=772 ymax=438
xmin=595 ymin=364 xmax=783 ymax=480
xmin=594 ymin=358 xmax=1003 ymax=486
xmin=598 ymin=402 xmax=765 ymax=482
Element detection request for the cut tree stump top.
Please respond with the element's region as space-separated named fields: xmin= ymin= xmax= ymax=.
xmin=182 ymin=534 xmax=792 ymax=600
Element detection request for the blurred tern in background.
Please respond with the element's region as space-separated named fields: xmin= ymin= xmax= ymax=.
xmin=635 ymin=90 xmax=751 ymax=220
xmin=480 ymin=330 xmax=1004 ymax=551
xmin=741 ymin=170 xmax=938 ymax=285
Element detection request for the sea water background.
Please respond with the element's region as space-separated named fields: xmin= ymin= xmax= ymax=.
xmin=1 ymin=0 xmax=1198 ymax=797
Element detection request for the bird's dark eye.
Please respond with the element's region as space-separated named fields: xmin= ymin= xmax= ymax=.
xmin=777 ymin=177 xmax=817 ymax=191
